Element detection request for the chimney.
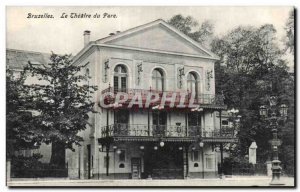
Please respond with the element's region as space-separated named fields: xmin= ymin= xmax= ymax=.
xmin=83 ymin=30 xmax=91 ymax=47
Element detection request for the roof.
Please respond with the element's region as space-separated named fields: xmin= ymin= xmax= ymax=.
xmin=95 ymin=19 xmax=219 ymax=59
xmin=6 ymin=49 xmax=51 ymax=70
xmin=73 ymin=19 xmax=219 ymax=63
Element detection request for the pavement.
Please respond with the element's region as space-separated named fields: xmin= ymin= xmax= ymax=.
xmin=7 ymin=176 xmax=295 ymax=187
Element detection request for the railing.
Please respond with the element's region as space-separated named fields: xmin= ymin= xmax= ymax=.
xmin=100 ymin=124 xmax=235 ymax=138
xmin=101 ymin=87 xmax=225 ymax=106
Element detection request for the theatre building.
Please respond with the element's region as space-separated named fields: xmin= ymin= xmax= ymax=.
xmin=66 ymin=19 xmax=238 ymax=180
xmin=7 ymin=19 xmax=238 ymax=180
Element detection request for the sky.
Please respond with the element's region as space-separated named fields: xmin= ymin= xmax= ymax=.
xmin=6 ymin=6 xmax=293 ymax=60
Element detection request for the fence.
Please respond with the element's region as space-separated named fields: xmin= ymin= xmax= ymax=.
xmin=231 ymin=163 xmax=267 ymax=176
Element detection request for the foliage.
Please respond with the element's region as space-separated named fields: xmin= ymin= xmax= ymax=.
xmin=168 ymin=14 xmax=214 ymax=47
xmin=283 ymin=10 xmax=294 ymax=53
xmin=11 ymin=153 xmax=68 ymax=178
xmin=6 ymin=69 xmax=44 ymax=156
xmin=169 ymin=13 xmax=294 ymax=175
xmin=11 ymin=153 xmax=43 ymax=171
xmin=24 ymin=53 xmax=97 ymax=167
xmin=212 ymin=24 xmax=294 ymax=174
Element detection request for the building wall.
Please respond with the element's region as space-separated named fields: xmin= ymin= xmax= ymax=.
xmin=93 ymin=47 xmax=215 ymax=94
xmin=69 ymin=44 xmax=220 ymax=179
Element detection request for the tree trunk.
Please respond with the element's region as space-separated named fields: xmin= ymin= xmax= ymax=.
xmin=50 ymin=141 xmax=66 ymax=168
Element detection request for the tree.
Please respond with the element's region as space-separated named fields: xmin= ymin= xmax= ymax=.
xmin=168 ymin=14 xmax=214 ymax=47
xmin=25 ymin=53 xmax=97 ymax=168
xmin=6 ymin=69 xmax=43 ymax=157
xmin=212 ymin=25 xmax=294 ymax=171
xmin=283 ymin=10 xmax=294 ymax=53
xmin=169 ymin=14 xmax=295 ymax=174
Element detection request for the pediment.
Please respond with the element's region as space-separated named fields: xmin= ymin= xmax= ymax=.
xmin=97 ymin=20 xmax=217 ymax=58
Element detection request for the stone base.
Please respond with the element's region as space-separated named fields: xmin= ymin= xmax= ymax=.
xmin=92 ymin=173 xmax=131 ymax=179
xmin=188 ymin=172 xmax=218 ymax=179
xmin=270 ymin=179 xmax=285 ymax=186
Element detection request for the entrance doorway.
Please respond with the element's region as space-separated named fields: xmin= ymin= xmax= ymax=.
xmin=131 ymin=158 xmax=141 ymax=179
xmin=144 ymin=144 xmax=184 ymax=179
xmin=188 ymin=112 xmax=201 ymax=136
xmin=114 ymin=109 xmax=129 ymax=136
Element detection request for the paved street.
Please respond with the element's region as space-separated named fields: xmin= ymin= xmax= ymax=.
xmin=7 ymin=176 xmax=295 ymax=187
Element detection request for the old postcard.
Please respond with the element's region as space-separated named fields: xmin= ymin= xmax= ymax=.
xmin=6 ymin=6 xmax=295 ymax=187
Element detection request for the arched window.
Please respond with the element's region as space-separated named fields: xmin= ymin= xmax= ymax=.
xmin=187 ymin=72 xmax=198 ymax=97
xmin=114 ymin=65 xmax=127 ymax=92
xmin=152 ymin=68 xmax=164 ymax=91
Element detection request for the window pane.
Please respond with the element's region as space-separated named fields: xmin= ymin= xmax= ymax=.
xmin=222 ymin=120 xmax=229 ymax=125
xmin=114 ymin=66 xmax=119 ymax=72
xmin=121 ymin=77 xmax=126 ymax=91
xmin=153 ymin=69 xmax=162 ymax=78
xmin=114 ymin=76 xmax=118 ymax=91
xmin=115 ymin=109 xmax=129 ymax=124
xmin=157 ymin=79 xmax=162 ymax=91
xmin=159 ymin=112 xmax=167 ymax=125
xmin=121 ymin=66 xmax=127 ymax=73
xmin=152 ymin=78 xmax=156 ymax=90
xmin=188 ymin=113 xmax=199 ymax=126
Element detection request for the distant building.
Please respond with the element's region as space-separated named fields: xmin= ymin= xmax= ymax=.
xmin=6 ymin=49 xmax=52 ymax=163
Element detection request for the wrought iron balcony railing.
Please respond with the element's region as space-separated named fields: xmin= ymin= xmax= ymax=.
xmin=100 ymin=123 xmax=236 ymax=139
xmin=100 ymin=87 xmax=225 ymax=107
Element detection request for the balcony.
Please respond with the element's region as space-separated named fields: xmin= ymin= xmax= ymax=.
xmin=100 ymin=87 xmax=226 ymax=109
xmin=99 ymin=124 xmax=238 ymax=143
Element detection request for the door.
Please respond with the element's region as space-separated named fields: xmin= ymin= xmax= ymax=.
xmin=131 ymin=158 xmax=141 ymax=179
xmin=114 ymin=109 xmax=129 ymax=136
xmin=188 ymin=112 xmax=201 ymax=136
xmin=152 ymin=111 xmax=167 ymax=136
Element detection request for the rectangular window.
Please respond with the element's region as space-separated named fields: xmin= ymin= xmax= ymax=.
xmin=119 ymin=150 xmax=125 ymax=162
xmin=222 ymin=120 xmax=229 ymax=125
xmin=206 ymin=157 xmax=213 ymax=169
xmin=191 ymin=150 xmax=199 ymax=162
xmin=104 ymin=156 xmax=110 ymax=168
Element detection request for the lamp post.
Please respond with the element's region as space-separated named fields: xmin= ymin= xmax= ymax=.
xmin=259 ymin=95 xmax=288 ymax=185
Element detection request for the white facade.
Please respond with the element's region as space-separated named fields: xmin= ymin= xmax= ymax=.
xmin=65 ymin=19 xmax=236 ymax=179
xmin=7 ymin=19 xmax=237 ymax=179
